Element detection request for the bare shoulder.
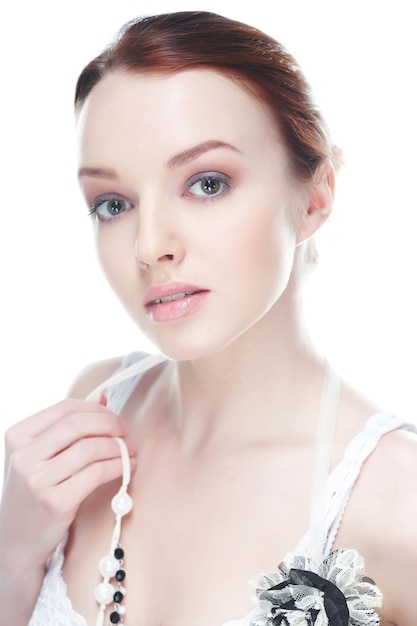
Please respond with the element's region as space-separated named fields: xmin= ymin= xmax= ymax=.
xmin=336 ymin=418 xmax=417 ymax=624
xmin=342 ymin=415 xmax=417 ymax=529
xmin=376 ymin=422 xmax=417 ymax=469
xmin=368 ymin=423 xmax=417 ymax=531
xmin=66 ymin=356 xmax=124 ymax=400
xmin=366 ymin=426 xmax=417 ymax=624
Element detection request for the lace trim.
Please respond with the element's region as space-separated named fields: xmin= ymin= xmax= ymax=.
xmin=28 ymin=539 xmax=87 ymax=626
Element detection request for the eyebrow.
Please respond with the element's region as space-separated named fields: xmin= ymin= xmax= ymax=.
xmin=167 ymin=140 xmax=242 ymax=168
xmin=77 ymin=140 xmax=241 ymax=180
xmin=78 ymin=166 xmax=118 ymax=180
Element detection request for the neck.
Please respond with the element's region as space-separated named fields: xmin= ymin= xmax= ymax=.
xmin=167 ymin=289 xmax=326 ymax=452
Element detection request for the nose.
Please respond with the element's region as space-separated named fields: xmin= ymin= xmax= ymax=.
xmin=134 ymin=196 xmax=185 ymax=270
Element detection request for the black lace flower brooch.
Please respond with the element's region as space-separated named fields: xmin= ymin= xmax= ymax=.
xmin=249 ymin=549 xmax=382 ymax=626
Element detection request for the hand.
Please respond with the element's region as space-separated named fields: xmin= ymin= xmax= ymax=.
xmin=0 ymin=397 xmax=136 ymax=576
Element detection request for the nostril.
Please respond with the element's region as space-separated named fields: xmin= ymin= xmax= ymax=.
xmin=156 ymin=252 xmax=175 ymax=262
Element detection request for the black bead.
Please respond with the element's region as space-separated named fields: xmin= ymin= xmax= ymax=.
xmin=110 ymin=611 xmax=121 ymax=624
xmin=115 ymin=569 xmax=126 ymax=582
xmin=113 ymin=590 xmax=124 ymax=604
xmin=114 ymin=547 xmax=124 ymax=560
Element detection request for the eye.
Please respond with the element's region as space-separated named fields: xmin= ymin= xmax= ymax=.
xmin=186 ymin=173 xmax=231 ymax=199
xmin=89 ymin=194 xmax=133 ymax=222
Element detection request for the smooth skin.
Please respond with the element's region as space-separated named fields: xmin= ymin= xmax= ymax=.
xmin=2 ymin=69 xmax=417 ymax=626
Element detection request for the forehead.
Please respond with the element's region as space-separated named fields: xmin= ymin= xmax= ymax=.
xmin=76 ymin=68 xmax=285 ymax=167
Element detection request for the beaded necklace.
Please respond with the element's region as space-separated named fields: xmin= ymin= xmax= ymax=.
xmin=94 ymin=437 xmax=132 ymax=625
xmin=87 ymin=354 xmax=167 ymax=626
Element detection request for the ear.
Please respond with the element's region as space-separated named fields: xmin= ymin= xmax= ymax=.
xmin=296 ymin=160 xmax=335 ymax=245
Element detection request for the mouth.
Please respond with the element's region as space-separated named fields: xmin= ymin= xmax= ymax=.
xmin=143 ymin=282 xmax=207 ymax=306
xmin=148 ymin=290 xmax=202 ymax=305
xmin=143 ymin=283 xmax=209 ymax=323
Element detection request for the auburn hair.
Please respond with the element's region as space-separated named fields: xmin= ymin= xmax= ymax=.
xmin=75 ymin=11 xmax=341 ymax=183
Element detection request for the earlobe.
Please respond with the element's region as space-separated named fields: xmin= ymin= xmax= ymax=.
xmin=296 ymin=161 xmax=335 ymax=245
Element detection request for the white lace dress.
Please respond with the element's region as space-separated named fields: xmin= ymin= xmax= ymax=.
xmin=28 ymin=353 xmax=416 ymax=626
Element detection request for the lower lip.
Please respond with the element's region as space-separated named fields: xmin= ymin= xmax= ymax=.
xmin=145 ymin=291 xmax=209 ymax=323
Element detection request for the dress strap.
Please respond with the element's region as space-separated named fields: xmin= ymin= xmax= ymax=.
xmin=300 ymin=377 xmax=415 ymax=560
xmin=323 ymin=412 xmax=414 ymax=555
xmin=307 ymin=360 xmax=340 ymax=562
xmin=86 ymin=351 xmax=168 ymax=411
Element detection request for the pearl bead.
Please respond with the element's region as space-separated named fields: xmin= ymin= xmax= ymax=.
xmin=118 ymin=605 xmax=127 ymax=615
xmin=95 ymin=581 xmax=115 ymax=604
xmin=98 ymin=555 xmax=119 ymax=578
xmin=111 ymin=491 xmax=133 ymax=516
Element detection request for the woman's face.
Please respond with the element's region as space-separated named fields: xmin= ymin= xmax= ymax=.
xmin=76 ymin=69 xmax=311 ymax=360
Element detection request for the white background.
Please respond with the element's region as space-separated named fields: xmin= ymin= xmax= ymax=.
xmin=0 ymin=0 xmax=416 ymax=437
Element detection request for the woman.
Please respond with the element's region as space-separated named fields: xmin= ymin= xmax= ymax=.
xmin=1 ymin=11 xmax=416 ymax=626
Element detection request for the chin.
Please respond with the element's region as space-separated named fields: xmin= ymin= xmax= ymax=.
xmin=138 ymin=328 xmax=218 ymax=363
xmin=142 ymin=325 xmax=254 ymax=364
xmin=135 ymin=306 xmax=262 ymax=363
xmin=150 ymin=341 xmax=219 ymax=363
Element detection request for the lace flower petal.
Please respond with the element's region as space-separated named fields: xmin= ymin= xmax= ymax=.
xmin=249 ymin=549 xmax=382 ymax=626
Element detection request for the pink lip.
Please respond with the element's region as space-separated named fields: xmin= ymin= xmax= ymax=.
xmin=143 ymin=282 xmax=210 ymax=323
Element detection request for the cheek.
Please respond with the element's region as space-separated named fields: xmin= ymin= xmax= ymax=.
xmin=207 ymin=201 xmax=296 ymax=275
xmin=95 ymin=228 xmax=135 ymax=297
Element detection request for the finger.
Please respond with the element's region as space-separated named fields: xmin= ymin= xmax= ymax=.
xmin=46 ymin=456 xmax=138 ymax=519
xmin=26 ymin=409 xmax=130 ymax=461
xmin=30 ymin=437 xmax=136 ymax=488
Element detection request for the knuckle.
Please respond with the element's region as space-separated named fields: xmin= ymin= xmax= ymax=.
xmin=56 ymin=397 xmax=83 ymax=414
xmin=79 ymin=437 xmax=99 ymax=461
xmin=39 ymin=483 xmax=78 ymax=520
xmin=89 ymin=461 xmax=106 ymax=484
xmin=56 ymin=398 xmax=92 ymax=426
xmin=39 ymin=489 xmax=63 ymax=518
xmin=8 ymin=451 xmax=43 ymax=496
xmin=41 ymin=486 xmax=77 ymax=520
xmin=68 ymin=411 xmax=116 ymax=438
xmin=8 ymin=449 xmax=29 ymax=478
xmin=64 ymin=411 xmax=85 ymax=436
xmin=26 ymin=471 xmax=42 ymax=495
xmin=4 ymin=425 xmax=23 ymax=454
xmin=88 ymin=459 xmax=120 ymax=490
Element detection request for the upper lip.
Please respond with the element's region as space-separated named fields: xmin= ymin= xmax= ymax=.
xmin=143 ymin=282 xmax=207 ymax=306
